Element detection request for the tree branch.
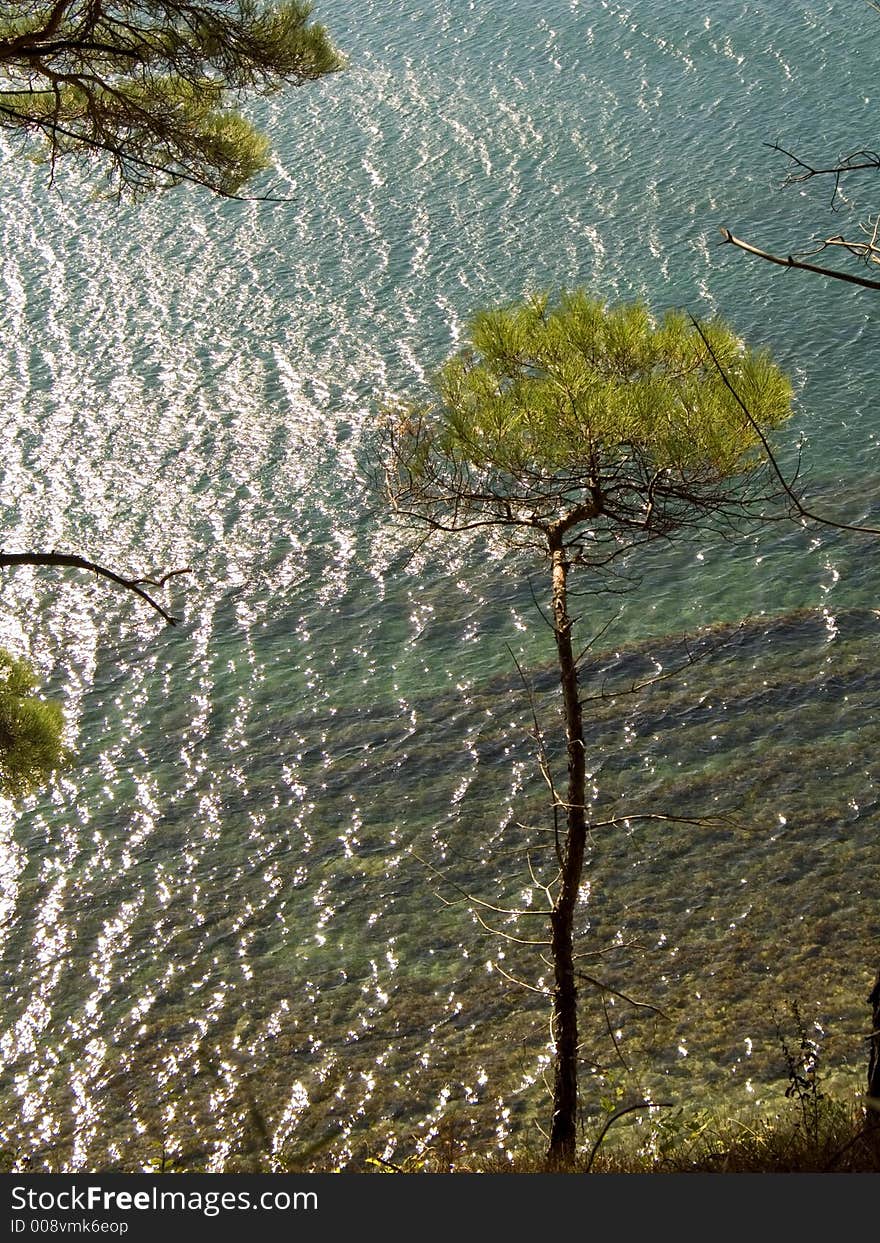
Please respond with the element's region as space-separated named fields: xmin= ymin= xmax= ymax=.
xmin=690 ymin=314 xmax=880 ymax=535
xmin=576 ymin=971 xmax=671 ymax=1021
xmin=718 ymin=227 xmax=880 ymax=291
xmin=764 ymin=140 xmax=880 ymax=207
xmin=0 ymin=551 xmax=190 ymax=624
xmin=584 ymin=1099 xmax=673 ymax=1173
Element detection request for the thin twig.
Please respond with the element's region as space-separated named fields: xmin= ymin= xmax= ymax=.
xmin=411 ymin=851 xmax=546 ymax=919
xmin=576 ymin=971 xmax=671 ymax=1021
xmin=585 ymin=1100 xmax=674 ymax=1173
xmin=719 ymin=227 xmax=880 ymax=292
xmin=493 ymin=961 xmax=551 ymax=995
xmin=691 ymin=313 xmax=880 ymax=535
xmin=600 ymin=993 xmax=630 ymax=1072
xmin=473 ymin=909 xmax=551 ymax=946
xmin=0 ymin=550 xmax=190 ymax=623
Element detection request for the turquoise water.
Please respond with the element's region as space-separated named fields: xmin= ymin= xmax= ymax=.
xmin=1 ymin=0 xmax=879 ymax=1170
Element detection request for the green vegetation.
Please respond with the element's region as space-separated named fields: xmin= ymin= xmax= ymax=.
xmin=385 ymin=289 xmax=794 ymax=1163
xmin=0 ymin=1 xmax=344 ymax=195
xmin=425 ymin=292 xmax=791 ymax=481
xmin=401 ymin=1097 xmax=880 ymax=1174
xmin=0 ymin=7 xmax=346 ymax=676
xmin=0 ymin=647 xmax=69 ymax=800
xmin=0 ymin=10 xmax=873 ymax=1180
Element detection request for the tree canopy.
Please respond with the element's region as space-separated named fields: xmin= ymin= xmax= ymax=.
xmin=0 ymin=647 xmax=68 ymax=800
xmin=387 ymin=290 xmax=794 ymax=559
xmin=0 ymin=1 xmax=344 ymax=195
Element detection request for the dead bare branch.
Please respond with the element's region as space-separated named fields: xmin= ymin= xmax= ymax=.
xmin=584 ymin=1099 xmax=674 ymax=1173
xmin=0 ymin=550 xmax=190 ymax=624
xmin=576 ymin=972 xmax=672 ymax=1022
xmin=765 ymin=140 xmax=880 ymax=209
xmin=473 ymin=909 xmax=551 ymax=947
xmin=411 ymin=851 xmax=547 ymax=920
xmin=719 ymin=227 xmax=880 ymax=292
xmin=600 ymin=992 xmax=630 ymax=1072
xmin=690 ymin=314 xmax=880 ymax=535
xmin=582 ymin=622 xmax=751 ymax=709
xmin=588 ymin=811 xmax=748 ymax=835
xmin=573 ymin=938 xmax=646 ymax=960
xmin=493 ymin=961 xmax=551 ymax=994
xmin=506 ymin=643 xmax=564 ymax=822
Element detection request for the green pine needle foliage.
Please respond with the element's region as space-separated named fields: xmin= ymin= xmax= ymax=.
xmin=436 ymin=290 xmax=793 ymax=481
xmin=0 ymin=649 xmax=69 ymax=801
xmin=0 ymin=1 xmax=345 ymax=195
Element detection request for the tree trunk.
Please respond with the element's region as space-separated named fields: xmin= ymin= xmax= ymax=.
xmin=868 ymin=969 xmax=880 ymax=1130
xmin=546 ymin=530 xmax=589 ymax=1165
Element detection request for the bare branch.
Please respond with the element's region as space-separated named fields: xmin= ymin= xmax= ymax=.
xmin=525 ymin=574 xmax=555 ymax=634
xmin=573 ymin=610 xmax=622 ymax=670
xmin=506 ymin=642 xmax=562 ymax=816
xmin=576 ymin=971 xmax=672 ymax=1021
xmin=411 ymin=851 xmax=547 ymax=921
xmin=600 ymin=993 xmax=630 ymax=1072
xmin=526 ymin=851 xmax=558 ymax=911
xmin=719 ymin=227 xmax=880 ymax=292
xmin=582 ymin=623 xmax=750 ymax=709
xmin=765 ymin=140 xmax=880 ymax=209
xmin=0 ymin=551 xmax=190 ymax=624
xmin=573 ymin=938 xmax=646 ymax=960
xmin=797 ymin=220 xmax=880 ymax=270
xmin=584 ymin=1100 xmax=673 ymax=1173
xmin=588 ymin=810 xmax=749 ymax=835
xmin=492 ymin=961 xmax=551 ymax=994
xmin=473 ymin=909 xmax=551 ymax=946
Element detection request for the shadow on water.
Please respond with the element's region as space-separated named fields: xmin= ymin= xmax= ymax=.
xmin=2 ymin=603 xmax=879 ymax=1169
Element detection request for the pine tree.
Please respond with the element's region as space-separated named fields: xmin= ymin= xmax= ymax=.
xmin=384 ymin=289 xmax=794 ymax=1163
